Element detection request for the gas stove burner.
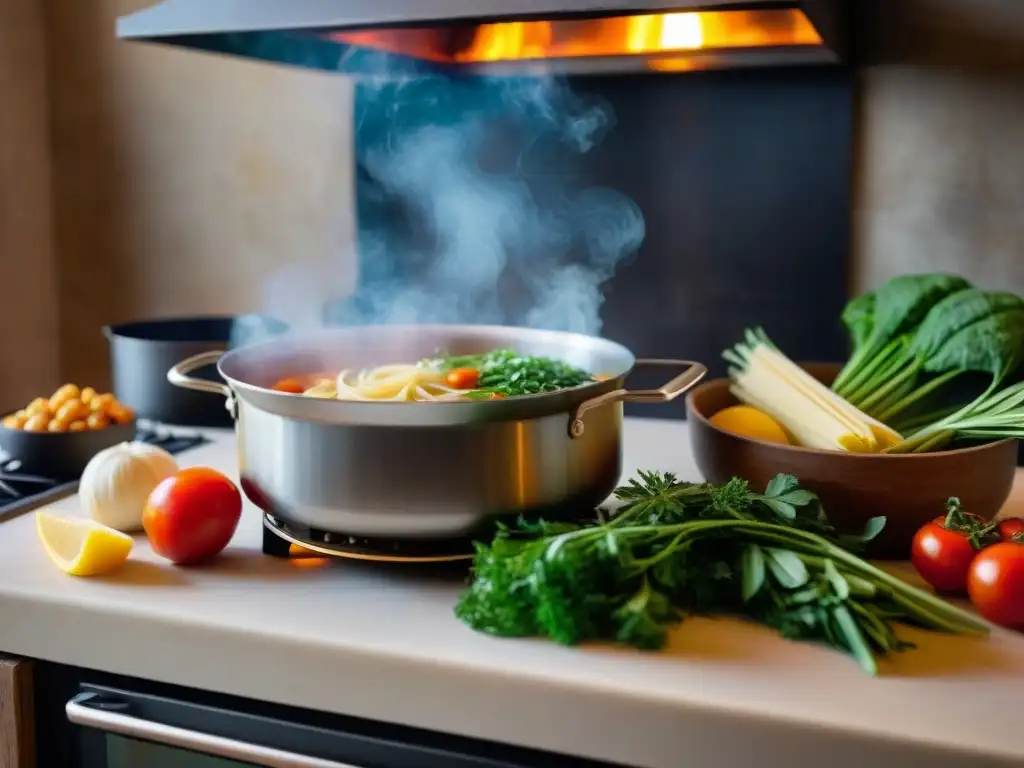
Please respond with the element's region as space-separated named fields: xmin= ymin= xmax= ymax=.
xmin=262 ymin=514 xmax=475 ymax=564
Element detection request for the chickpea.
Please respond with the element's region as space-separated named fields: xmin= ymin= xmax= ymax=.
xmin=26 ymin=398 xmax=51 ymax=418
xmin=56 ymin=398 xmax=87 ymax=423
xmin=24 ymin=413 xmax=50 ymax=432
xmin=49 ymin=384 xmax=81 ymax=411
xmin=2 ymin=413 xmax=25 ymax=429
xmin=86 ymin=412 xmax=110 ymax=430
xmin=52 ymin=410 xmax=77 ymax=430
xmin=89 ymin=393 xmax=114 ymax=415
xmin=108 ymin=401 xmax=135 ymax=425
xmin=11 ymin=386 xmax=126 ymax=432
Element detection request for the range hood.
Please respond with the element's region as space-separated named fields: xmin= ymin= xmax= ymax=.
xmin=116 ymin=1 xmax=848 ymax=77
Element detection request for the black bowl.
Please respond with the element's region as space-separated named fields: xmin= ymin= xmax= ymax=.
xmin=0 ymin=421 xmax=137 ymax=480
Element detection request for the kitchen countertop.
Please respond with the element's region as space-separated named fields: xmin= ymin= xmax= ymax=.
xmin=1 ymin=418 xmax=1022 ymax=768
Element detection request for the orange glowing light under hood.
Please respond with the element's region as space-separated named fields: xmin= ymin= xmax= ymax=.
xmin=456 ymin=10 xmax=821 ymax=63
xmin=333 ymin=9 xmax=822 ymax=69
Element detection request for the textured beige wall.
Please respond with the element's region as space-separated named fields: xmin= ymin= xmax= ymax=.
xmin=44 ymin=0 xmax=357 ymax=390
xmin=0 ymin=0 xmax=59 ymax=411
xmin=854 ymin=0 xmax=1024 ymax=292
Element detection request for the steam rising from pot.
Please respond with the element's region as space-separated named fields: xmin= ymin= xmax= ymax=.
xmin=243 ymin=70 xmax=645 ymax=347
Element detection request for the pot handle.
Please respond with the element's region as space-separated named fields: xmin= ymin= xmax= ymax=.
xmin=167 ymin=351 xmax=232 ymax=399
xmin=568 ymin=358 xmax=707 ymax=439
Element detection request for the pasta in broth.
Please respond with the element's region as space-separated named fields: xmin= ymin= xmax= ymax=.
xmin=334 ymin=363 xmax=468 ymax=402
xmin=282 ymin=349 xmax=596 ymax=402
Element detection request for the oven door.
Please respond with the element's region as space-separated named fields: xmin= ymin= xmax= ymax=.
xmin=68 ymin=687 xmax=363 ymax=767
xmin=66 ymin=683 xmax=577 ymax=768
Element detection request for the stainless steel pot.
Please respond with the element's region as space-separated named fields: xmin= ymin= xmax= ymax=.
xmin=167 ymin=325 xmax=706 ymax=541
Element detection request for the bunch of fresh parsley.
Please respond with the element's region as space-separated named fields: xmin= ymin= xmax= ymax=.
xmin=454 ymin=472 xmax=987 ymax=675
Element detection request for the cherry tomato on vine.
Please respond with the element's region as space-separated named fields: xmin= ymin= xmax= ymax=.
xmin=967 ymin=542 xmax=1024 ymax=628
xmin=910 ymin=517 xmax=979 ymax=594
xmin=997 ymin=517 xmax=1024 ymax=541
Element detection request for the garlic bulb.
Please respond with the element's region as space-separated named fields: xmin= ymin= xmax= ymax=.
xmin=79 ymin=442 xmax=179 ymax=532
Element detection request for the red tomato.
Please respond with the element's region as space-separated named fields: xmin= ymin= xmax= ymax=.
xmin=910 ymin=517 xmax=978 ymax=594
xmin=143 ymin=468 xmax=243 ymax=566
xmin=967 ymin=542 xmax=1024 ymax=628
xmin=997 ymin=518 xmax=1024 ymax=541
xmin=445 ymin=368 xmax=480 ymax=390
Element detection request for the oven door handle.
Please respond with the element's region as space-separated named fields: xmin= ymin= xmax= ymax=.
xmin=67 ymin=693 xmax=364 ymax=768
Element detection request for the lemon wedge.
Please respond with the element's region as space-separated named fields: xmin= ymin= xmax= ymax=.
xmin=36 ymin=512 xmax=133 ymax=576
xmin=710 ymin=405 xmax=791 ymax=445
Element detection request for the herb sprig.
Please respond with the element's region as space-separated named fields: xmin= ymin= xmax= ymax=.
xmin=454 ymin=472 xmax=987 ymax=674
xmin=435 ymin=348 xmax=592 ymax=397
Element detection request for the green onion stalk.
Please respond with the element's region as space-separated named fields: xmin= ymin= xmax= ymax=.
xmin=888 ymin=378 xmax=1024 ymax=453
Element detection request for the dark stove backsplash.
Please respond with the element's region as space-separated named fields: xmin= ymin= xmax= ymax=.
xmin=333 ymin=67 xmax=853 ymax=418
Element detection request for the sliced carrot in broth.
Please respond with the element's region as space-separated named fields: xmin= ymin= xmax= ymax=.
xmin=446 ymin=368 xmax=480 ymax=390
xmin=270 ymin=378 xmax=306 ymax=394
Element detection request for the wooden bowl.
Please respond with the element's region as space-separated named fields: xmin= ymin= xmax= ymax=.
xmin=685 ymin=364 xmax=1018 ymax=558
xmin=0 ymin=421 xmax=137 ymax=480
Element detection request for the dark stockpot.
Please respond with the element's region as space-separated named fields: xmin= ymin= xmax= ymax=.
xmin=104 ymin=316 xmax=287 ymax=428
